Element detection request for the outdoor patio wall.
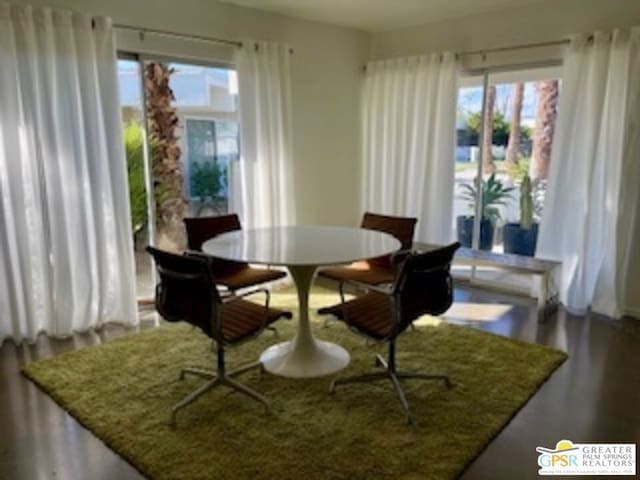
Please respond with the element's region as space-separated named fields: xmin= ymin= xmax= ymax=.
xmin=14 ymin=0 xmax=369 ymax=227
xmin=370 ymin=0 xmax=640 ymax=318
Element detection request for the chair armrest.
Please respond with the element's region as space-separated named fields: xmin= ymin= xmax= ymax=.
xmin=337 ymin=249 xmax=410 ymax=296
xmin=184 ymin=249 xmax=209 ymax=259
xmin=222 ymin=288 xmax=270 ymax=305
xmin=390 ymin=249 xmax=412 ymax=266
xmin=222 ymin=288 xmax=272 ymax=331
xmin=342 ymin=279 xmax=393 ymax=296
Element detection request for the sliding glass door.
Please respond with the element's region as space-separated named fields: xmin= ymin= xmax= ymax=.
xmin=117 ymin=56 xmax=239 ymax=299
xmin=454 ymin=67 xmax=561 ymax=257
xmin=454 ymin=76 xmax=485 ymax=250
xmin=117 ymin=58 xmax=154 ymax=300
xmin=143 ymin=60 xmax=238 ymax=253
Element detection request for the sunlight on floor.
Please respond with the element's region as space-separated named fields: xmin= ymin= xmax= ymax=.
xmin=442 ymin=303 xmax=514 ymax=323
xmin=414 ymin=315 xmax=443 ymax=327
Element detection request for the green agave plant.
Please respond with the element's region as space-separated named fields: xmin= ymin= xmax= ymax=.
xmin=459 ymin=173 xmax=514 ymax=223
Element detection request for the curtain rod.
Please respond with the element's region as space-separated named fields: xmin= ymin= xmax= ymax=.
xmin=363 ymin=36 xmax=579 ymax=71
xmin=104 ymin=22 xmax=294 ymax=53
xmin=111 ymin=22 xmax=243 ymax=48
xmin=456 ymin=38 xmax=571 ymax=58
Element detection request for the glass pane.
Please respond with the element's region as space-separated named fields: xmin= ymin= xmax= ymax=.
xmin=117 ymin=59 xmax=153 ymax=299
xmin=454 ymin=79 xmax=484 ymax=251
xmin=484 ymin=77 xmax=560 ymax=256
xmin=143 ymin=61 xmax=238 ymax=252
xmin=479 ymin=82 xmax=503 ymax=253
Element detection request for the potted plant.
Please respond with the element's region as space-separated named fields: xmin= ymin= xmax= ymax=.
xmin=457 ymin=173 xmax=514 ymax=250
xmin=503 ymin=174 xmax=539 ymax=256
xmin=191 ymin=161 xmax=227 ymax=215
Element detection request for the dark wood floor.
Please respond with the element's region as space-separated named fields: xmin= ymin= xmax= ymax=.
xmin=1 ymin=286 xmax=639 ymax=480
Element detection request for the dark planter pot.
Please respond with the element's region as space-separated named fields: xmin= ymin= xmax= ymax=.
xmin=503 ymin=223 xmax=539 ymax=256
xmin=456 ymin=216 xmax=495 ymax=251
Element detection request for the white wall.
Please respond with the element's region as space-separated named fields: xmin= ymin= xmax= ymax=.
xmin=371 ymin=0 xmax=640 ymax=61
xmin=15 ymin=0 xmax=370 ymax=227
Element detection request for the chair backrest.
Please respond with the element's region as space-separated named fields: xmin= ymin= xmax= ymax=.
xmin=361 ymin=212 xmax=417 ymax=250
xmin=360 ymin=212 xmax=418 ymax=268
xmin=183 ymin=214 xmax=242 ymax=251
xmin=146 ymin=246 xmax=222 ymax=340
xmin=361 ymin=212 xmax=417 ymax=268
xmin=391 ymin=242 xmax=460 ymax=333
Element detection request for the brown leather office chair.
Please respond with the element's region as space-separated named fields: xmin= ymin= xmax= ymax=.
xmin=319 ymin=212 xmax=417 ymax=286
xmin=147 ymin=246 xmax=292 ymax=426
xmin=318 ymin=212 xmax=417 ymax=320
xmin=183 ymin=214 xmax=287 ymax=291
xmin=319 ymin=242 xmax=460 ymax=424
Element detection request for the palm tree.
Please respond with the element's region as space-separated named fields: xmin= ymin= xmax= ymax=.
xmin=144 ymin=62 xmax=187 ymax=251
xmin=531 ymin=80 xmax=559 ymax=180
xmin=505 ymin=82 xmax=524 ymax=172
xmin=482 ymin=85 xmax=496 ymax=175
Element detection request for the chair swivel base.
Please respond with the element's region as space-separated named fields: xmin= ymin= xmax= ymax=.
xmin=329 ymin=354 xmax=452 ymax=425
xmin=169 ymin=361 xmax=269 ymax=427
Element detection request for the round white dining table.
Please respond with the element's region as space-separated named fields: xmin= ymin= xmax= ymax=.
xmin=202 ymin=225 xmax=401 ymax=378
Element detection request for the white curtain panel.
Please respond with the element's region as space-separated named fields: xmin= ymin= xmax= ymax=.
xmin=0 ymin=4 xmax=137 ymax=343
xmin=231 ymin=41 xmax=295 ymax=228
xmin=537 ymin=29 xmax=640 ymax=318
xmin=361 ymin=53 xmax=458 ymax=244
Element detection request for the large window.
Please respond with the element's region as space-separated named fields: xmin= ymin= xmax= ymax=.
xmin=453 ymin=67 xmax=561 ymax=258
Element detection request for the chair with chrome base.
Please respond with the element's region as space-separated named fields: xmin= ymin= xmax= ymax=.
xmin=318 ymin=212 xmax=417 ymax=294
xmin=184 ymin=214 xmax=291 ymax=335
xmin=317 ymin=213 xmax=417 ymax=324
xmin=147 ymin=246 xmax=292 ymax=427
xmin=319 ymin=242 xmax=460 ymax=424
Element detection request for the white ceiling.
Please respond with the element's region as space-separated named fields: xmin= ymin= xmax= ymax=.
xmin=220 ymin=0 xmax=548 ymax=32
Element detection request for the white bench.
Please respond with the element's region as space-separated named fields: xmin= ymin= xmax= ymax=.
xmin=414 ymin=242 xmax=560 ymax=322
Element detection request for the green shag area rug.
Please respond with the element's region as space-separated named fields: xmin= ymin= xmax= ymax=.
xmin=23 ymin=288 xmax=567 ymax=480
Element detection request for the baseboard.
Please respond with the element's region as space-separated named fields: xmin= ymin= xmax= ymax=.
xmin=624 ymin=307 xmax=640 ymax=320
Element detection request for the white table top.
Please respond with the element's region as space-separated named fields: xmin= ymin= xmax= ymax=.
xmin=201 ymin=225 xmax=401 ymax=267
